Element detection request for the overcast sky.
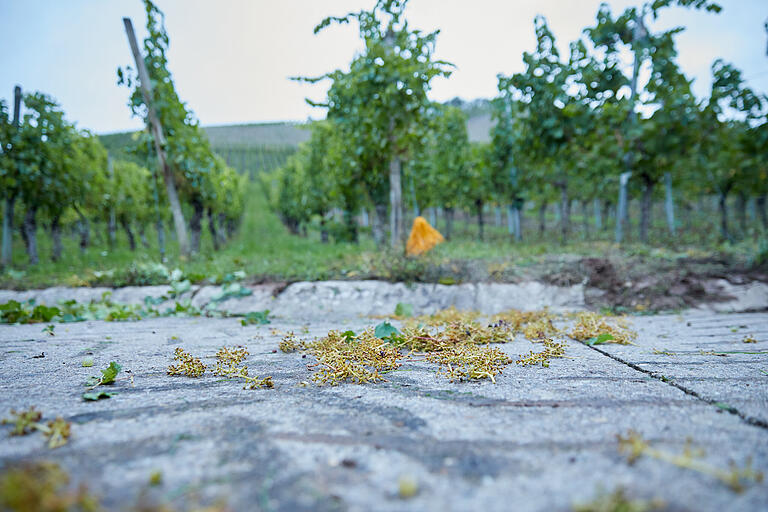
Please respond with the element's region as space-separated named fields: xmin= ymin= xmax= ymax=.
xmin=0 ymin=0 xmax=765 ymax=134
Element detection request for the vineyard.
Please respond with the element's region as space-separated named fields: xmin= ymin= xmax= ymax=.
xmin=1 ymin=2 xmax=768 ymax=511
xmin=0 ymin=0 xmax=766 ymax=293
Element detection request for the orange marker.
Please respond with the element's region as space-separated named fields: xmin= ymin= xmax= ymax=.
xmin=406 ymin=216 xmax=445 ymax=256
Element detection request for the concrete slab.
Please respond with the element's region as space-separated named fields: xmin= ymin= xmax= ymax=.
xmin=1 ymin=312 xmax=767 ymax=511
xmin=695 ymin=280 xmax=768 ymax=313
xmin=596 ymin=312 xmax=768 ymax=427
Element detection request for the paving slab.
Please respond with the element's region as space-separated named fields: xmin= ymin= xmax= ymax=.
xmin=597 ymin=312 xmax=768 ymax=428
xmin=695 ymin=280 xmax=768 ymax=313
xmin=0 ymin=313 xmax=767 ymax=511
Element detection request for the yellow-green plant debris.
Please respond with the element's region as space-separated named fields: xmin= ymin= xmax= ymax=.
xmin=521 ymin=317 xmax=560 ymax=341
xmin=398 ymin=475 xmax=419 ymax=499
xmin=573 ymin=487 xmax=664 ymax=512
xmin=302 ymin=307 xmax=581 ymax=385
xmin=441 ymin=321 xmax=512 ymax=345
xmin=618 ymin=430 xmax=764 ymax=493
xmin=305 ymin=329 xmax=403 ymax=385
xmin=42 ymin=418 xmax=71 ymax=449
xmin=492 ymin=308 xmax=555 ymax=334
xmin=167 ymin=348 xmax=206 ymax=377
xmin=569 ymin=312 xmax=636 ymax=345
xmin=213 ymin=346 xmax=274 ymax=390
xmin=244 ymin=375 xmax=274 ymax=389
xmin=516 ymin=339 xmax=567 ymax=367
xmin=1 ymin=407 xmax=42 ymax=436
xmin=0 ymin=462 xmax=101 ymax=512
xmin=148 ymin=470 xmax=163 ymax=487
xmin=411 ymin=306 xmax=480 ymax=326
xmin=0 ymin=462 xmax=231 ymax=512
xmin=388 ymin=325 xmax=443 ymax=352
xmin=391 ymin=321 xmax=512 ymax=353
xmin=426 ymin=343 xmax=512 ymax=383
xmin=213 ymin=346 xmax=249 ymax=376
xmin=1 ymin=408 xmax=71 ymax=449
xmin=279 ymin=332 xmax=298 ymax=353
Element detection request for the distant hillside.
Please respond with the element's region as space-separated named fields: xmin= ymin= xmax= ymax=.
xmin=98 ymin=104 xmax=492 ymax=173
xmin=467 ymin=113 xmax=492 ymax=143
xmin=204 ymin=122 xmax=310 ymax=148
xmin=99 ymin=121 xmax=309 ymax=151
xmin=203 ymin=111 xmax=492 ymax=144
xmin=98 ymin=123 xmax=304 ymax=177
xmin=444 ymin=97 xmax=493 ymax=143
xmin=98 ymin=131 xmax=138 ymax=158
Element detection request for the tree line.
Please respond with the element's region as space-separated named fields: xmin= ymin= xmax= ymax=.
xmin=0 ymin=88 xmax=245 ymax=267
xmin=266 ymin=0 xmax=767 ymax=247
xmin=0 ymin=0 xmax=248 ymax=267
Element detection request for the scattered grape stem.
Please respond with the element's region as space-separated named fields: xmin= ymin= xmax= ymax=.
xmin=635 ymin=443 xmax=760 ymax=492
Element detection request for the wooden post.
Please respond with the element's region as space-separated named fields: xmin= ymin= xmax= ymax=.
xmin=559 ymin=181 xmax=569 ymax=243
xmin=389 ymin=155 xmax=403 ymax=248
xmin=1 ymin=86 xmax=22 ymax=267
xmin=616 ymin=12 xmax=645 ymax=245
xmin=664 ymin=172 xmax=676 ymax=236
xmin=388 ymin=121 xmax=403 ymax=248
xmin=107 ymin=156 xmax=117 ymax=248
xmin=615 ymin=171 xmax=631 ymax=244
xmin=123 ymin=17 xmax=190 ymax=258
xmin=409 ymin=169 xmax=419 ymax=217
xmin=384 ymin=29 xmax=404 ymax=249
xmin=593 ymin=197 xmax=602 ymax=231
xmin=152 ymin=154 xmax=167 ymax=262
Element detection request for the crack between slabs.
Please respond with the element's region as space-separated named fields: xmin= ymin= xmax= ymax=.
xmin=582 ymin=342 xmax=768 ymax=431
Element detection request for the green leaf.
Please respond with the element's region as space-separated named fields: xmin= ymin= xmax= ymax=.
xmin=170 ymin=279 xmax=191 ymax=297
xmin=81 ymin=358 xmax=94 ymax=367
xmin=714 ymin=402 xmax=733 ymax=412
xmin=394 ymin=302 xmax=413 ymax=318
xmin=374 ymin=322 xmax=400 ymax=340
xmin=83 ymin=391 xmax=117 ymax=401
xmin=211 ymin=282 xmax=252 ymax=303
xmin=100 ymin=361 xmax=122 ymax=385
xmin=586 ymin=333 xmax=615 ymax=345
xmin=31 ymin=305 xmax=61 ymax=323
xmin=341 ymin=330 xmax=356 ymax=342
xmin=144 ymin=295 xmax=166 ymax=306
xmin=240 ymin=310 xmax=270 ymax=326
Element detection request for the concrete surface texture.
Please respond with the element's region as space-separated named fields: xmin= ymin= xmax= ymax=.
xmin=0 ymin=278 xmax=767 ymax=319
xmin=0 ymin=287 xmax=767 ymax=511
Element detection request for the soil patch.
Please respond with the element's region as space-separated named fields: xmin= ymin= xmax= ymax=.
xmin=540 ymin=256 xmax=767 ymax=312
